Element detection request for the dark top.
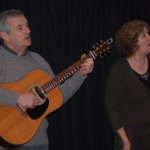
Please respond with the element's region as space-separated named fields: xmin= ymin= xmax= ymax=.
xmin=105 ymin=57 xmax=150 ymax=131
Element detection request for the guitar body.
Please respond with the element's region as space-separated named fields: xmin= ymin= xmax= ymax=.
xmin=0 ymin=69 xmax=63 ymax=145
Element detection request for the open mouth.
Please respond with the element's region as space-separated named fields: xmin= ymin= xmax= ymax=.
xmin=25 ymin=36 xmax=30 ymax=39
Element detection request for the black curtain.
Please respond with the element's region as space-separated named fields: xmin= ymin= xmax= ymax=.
xmin=0 ymin=0 xmax=150 ymax=149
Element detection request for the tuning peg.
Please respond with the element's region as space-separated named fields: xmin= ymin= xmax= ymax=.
xmin=99 ymin=40 xmax=103 ymax=44
xmin=99 ymin=55 xmax=104 ymax=58
xmin=106 ymin=38 xmax=113 ymax=45
xmin=92 ymin=42 xmax=100 ymax=49
xmin=92 ymin=44 xmax=96 ymax=49
xmin=95 ymin=42 xmax=100 ymax=47
xmin=107 ymin=50 xmax=111 ymax=53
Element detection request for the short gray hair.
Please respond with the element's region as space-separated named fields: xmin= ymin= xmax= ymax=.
xmin=0 ymin=9 xmax=24 ymax=34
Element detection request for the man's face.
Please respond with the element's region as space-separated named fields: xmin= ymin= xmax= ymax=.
xmin=5 ymin=15 xmax=31 ymax=52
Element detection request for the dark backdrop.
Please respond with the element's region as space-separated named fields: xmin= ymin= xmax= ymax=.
xmin=0 ymin=0 xmax=149 ymax=150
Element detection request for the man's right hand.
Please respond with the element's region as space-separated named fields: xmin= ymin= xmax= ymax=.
xmin=17 ymin=93 xmax=41 ymax=109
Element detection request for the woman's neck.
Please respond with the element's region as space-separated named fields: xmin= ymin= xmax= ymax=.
xmin=127 ymin=54 xmax=148 ymax=75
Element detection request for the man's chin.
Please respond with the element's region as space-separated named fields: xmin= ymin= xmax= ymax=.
xmin=26 ymin=41 xmax=32 ymax=47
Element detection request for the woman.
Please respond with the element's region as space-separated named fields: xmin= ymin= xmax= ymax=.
xmin=105 ymin=20 xmax=150 ymax=150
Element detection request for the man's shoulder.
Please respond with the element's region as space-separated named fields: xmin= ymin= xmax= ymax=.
xmin=28 ymin=51 xmax=50 ymax=69
xmin=28 ymin=51 xmax=41 ymax=57
xmin=28 ymin=51 xmax=46 ymax=61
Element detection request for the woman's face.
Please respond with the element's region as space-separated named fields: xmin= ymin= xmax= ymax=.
xmin=136 ymin=27 xmax=150 ymax=55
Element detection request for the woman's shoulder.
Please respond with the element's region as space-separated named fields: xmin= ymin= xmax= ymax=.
xmin=106 ymin=58 xmax=131 ymax=82
xmin=110 ymin=58 xmax=128 ymax=72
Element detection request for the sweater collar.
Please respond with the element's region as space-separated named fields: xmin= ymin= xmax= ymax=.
xmin=2 ymin=44 xmax=28 ymax=56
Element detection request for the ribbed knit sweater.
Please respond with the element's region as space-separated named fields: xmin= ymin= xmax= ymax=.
xmin=0 ymin=45 xmax=87 ymax=149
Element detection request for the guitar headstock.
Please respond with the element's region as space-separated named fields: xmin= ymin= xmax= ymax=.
xmin=89 ymin=38 xmax=113 ymax=59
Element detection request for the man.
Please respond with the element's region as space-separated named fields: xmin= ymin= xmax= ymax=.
xmin=0 ymin=9 xmax=94 ymax=150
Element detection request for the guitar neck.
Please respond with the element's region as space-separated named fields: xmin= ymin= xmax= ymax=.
xmin=41 ymin=53 xmax=93 ymax=94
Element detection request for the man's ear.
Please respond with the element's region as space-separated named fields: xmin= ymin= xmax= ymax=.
xmin=0 ymin=32 xmax=9 ymax=41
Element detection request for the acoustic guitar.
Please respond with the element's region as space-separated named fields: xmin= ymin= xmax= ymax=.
xmin=0 ymin=38 xmax=113 ymax=145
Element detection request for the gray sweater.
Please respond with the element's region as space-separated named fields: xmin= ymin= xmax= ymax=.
xmin=0 ymin=45 xmax=87 ymax=149
xmin=105 ymin=58 xmax=150 ymax=131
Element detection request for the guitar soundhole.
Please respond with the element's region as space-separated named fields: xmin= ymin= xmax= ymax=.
xmin=26 ymin=98 xmax=49 ymax=120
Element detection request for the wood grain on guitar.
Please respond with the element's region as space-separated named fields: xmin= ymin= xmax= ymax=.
xmin=0 ymin=38 xmax=113 ymax=145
